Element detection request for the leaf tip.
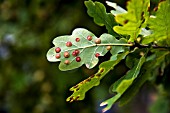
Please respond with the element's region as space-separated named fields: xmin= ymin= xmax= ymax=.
xmin=100 ymin=102 xmax=107 ymax=107
xmin=46 ymin=48 xmax=60 ymax=62
xmin=86 ymin=64 xmax=90 ymax=69
xmin=100 ymin=102 xmax=110 ymax=112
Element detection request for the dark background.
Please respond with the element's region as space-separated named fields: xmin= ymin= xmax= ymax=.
xmin=0 ymin=0 xmax=160 ymax=113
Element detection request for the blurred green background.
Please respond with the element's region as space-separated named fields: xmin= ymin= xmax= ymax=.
xmin=0 ymin=0 xmax=161 ymax=113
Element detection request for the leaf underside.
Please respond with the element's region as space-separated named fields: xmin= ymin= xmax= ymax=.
xmin=107 ymin=1 xmax=127 ymax=16
xmin=47 ymin=28 xmax=127 ymax=71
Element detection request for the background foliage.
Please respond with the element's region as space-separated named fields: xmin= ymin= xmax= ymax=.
xmin=1 ymin=0 xmax=169 ymax=113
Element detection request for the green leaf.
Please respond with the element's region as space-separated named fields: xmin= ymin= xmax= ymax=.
xmin=116 ymin=50 xmax=169 ymax=106
xmin=118 ymin=62 xmax=151 ymax=106
xmin=66 ymin=51 xmax=129 ymax=102
xmin=85 ymin=0 xmax=117 ymax=36
xmin=113 ymin=0 xmax=150 ymax=42
xmin=100 ymin=56 xmax=145 ymax=112
xmin=47 ymin=28 xmax=129 ymax=71
xmin=142 ymin=0 xmax=170 ymax=45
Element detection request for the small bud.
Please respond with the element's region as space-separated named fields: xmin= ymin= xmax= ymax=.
xmin=64 ymin=51 xmax=70 ymax=58
xmin=87 ymin=36 xmax=92 ymax=41
xmin=55 ymin=54 xmax=60 ymax=59
xmin=55 ymin=47 xmax=61 ymax=53
xmin=75 ymin=38 xmax=80 ymax=42
xmin=95 ymin=53 xmax=100 ymax=57
xmin=95 ymin=38 xmax=101 ymax=44
xmin=106 ymin=46 xmax=112 ymax=50
xmin=64 ymin=60 xmax=70 ymax=65
xmin=76 ymin=57 xmax=81 ymax=62
xmin=66 ymin=41 xmax=72 ymax=47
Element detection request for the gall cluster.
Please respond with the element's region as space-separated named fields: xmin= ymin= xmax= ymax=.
xmin=54 ymin=35 xmax=111 ymax=65
xmin=55 ymin=46 xmax=81 ymax=65
xmin=54 ymin=41 xmax=81 ymax=65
